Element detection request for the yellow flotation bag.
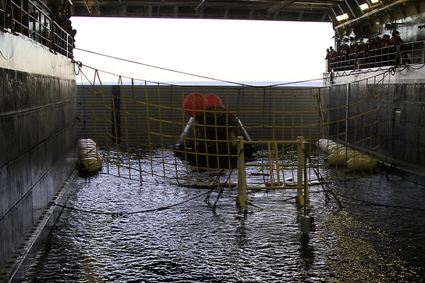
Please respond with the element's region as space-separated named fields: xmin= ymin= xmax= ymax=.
xmin=346 ymin=156 xmax=378 ymax=171
xmin=318 ymin=139 xmax=378 ymax=172
xmin=327 ymin=152 xmax=349 ymax=165
xmin=339 ymin=149 xmax=363 ymax=158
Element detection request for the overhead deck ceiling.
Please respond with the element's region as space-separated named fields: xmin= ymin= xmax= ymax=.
xmin=70 ymin=0 xmax=423 ymax=29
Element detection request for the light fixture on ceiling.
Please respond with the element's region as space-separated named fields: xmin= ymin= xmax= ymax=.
xmin=336 ymin=13 xmax=349 ymax=22
xmin=359 ymin=3 xmax=369 ymax=11
xmin=370 ymin=0 xmax=380 ymax=4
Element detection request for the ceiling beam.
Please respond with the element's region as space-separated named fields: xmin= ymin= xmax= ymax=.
xmin=267 ymin=0 xmax=296 ymax=15
xmin=335 ymin=0 xmax=412 ymax=30
xmin=71 ymin=0 xmax=336 ymax=23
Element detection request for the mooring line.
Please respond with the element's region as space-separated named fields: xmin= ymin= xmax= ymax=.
xmin=53 ymin=191 xmax=210 ymax=216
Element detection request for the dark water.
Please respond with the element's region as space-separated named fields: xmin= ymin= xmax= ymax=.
xmin=24 ymin=161 xmax=425 ymax=282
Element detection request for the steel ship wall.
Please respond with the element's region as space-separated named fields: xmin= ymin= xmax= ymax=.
xmin=324 ymin=69 xmax=425 ymax=169
xmin=323 ymin=15 xmax=425 ymax=175
xmin=0 ymin=31 xmax=78 ymax=279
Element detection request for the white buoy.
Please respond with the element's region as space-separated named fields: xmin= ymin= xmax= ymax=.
xmin=78 ymin=139 xmax=103 ymax=173
xmin=317 ymin=139 xmax=339 ymax=154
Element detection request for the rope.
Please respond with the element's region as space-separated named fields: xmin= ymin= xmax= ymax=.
xmin=307 ymin=153 xmax=344 ymax=208
xmin=73 ymin=50 xmax=409 ymax=194
xmin=0 ymin=30 xmax=19 ymax=60
xmin=53 ymin=191 xmax=210 ymax=217
xmin=74 ymin=47 xmax=326 ymax=88
xmin=75 ymin=47 xmax=248 ymax=87
xmin=335 ymin=193 xmax=425 ymax=211
xmin=204 ymin=150 xmax=240 ymax=208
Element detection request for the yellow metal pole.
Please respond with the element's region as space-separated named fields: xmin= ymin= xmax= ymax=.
xmin=236 ymin=136 xmax=247 ymax=210
xmin=303 ymin=139 xmax=310 ymax=210
xmin=267 ymin=142 xmax=274 ymax=187
xmin=296 ymin=136 xmax=305 ymax=206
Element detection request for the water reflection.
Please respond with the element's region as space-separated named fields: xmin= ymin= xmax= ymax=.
xmin=24 ymin=166 xmax=425 ymax=282
xmin=300 ymin=239 xmax=315 ymax=269
xmin=234 ymin=211 xmax=249 ymax=248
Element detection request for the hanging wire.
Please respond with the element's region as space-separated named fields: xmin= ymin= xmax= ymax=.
xmin=73 ymin=47 xmax=403 ymax=211
xmin=53 ymin=191 xmax=211 ymax=217
xmin=74 ymin=47 xmax=326 ymax=88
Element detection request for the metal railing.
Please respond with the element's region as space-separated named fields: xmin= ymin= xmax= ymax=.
xmin=328 ymin=41 xmax=425 ymax=72
xmin=236 ymin=136 xmax=310 ymax=210
xmin=0 ymin=0 xmax=74 ymax=58
xmin=236 ymin=136 xmax=314 ymax=234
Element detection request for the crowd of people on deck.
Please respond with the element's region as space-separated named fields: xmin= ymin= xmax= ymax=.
xmin=0 ymin=0 xmax=76 ymax=58
xmin=50 ymin=0 xmax=77 ymax=57
xmin=326 ymin=30 xmax=410 ymax=71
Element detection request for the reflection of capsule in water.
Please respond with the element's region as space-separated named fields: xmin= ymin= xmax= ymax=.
xmin=175 ymin=93 xmax=256 ymax=169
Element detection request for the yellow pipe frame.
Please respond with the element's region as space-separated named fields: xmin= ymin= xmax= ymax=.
xmin=236 ymin=136 xmax=310 ymax=210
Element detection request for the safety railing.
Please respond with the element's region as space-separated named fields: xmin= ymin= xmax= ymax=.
xmin=328 ymin=41 xmax=425 ymax=72
xmin=236 ymin=136 xmax=314 ymax=234
xmin=236 ymin=136 xmax=309 ymax=209
xmin=0 ymin=0 xmax=74 ymax=58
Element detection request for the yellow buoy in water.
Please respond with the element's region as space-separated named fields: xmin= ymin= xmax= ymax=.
xmin=327 ymin=152 xmax=349 ymax=165
xmin=346 ymin=156 xmax=377 ymax=171
xmin=80 ymin=156 xmax=103 ymax=173
xmin=317 ymin=139 xmax=378 ymax=172
xmin=328 ymin=144 xmax=346 ymax=154
xmin=339 ymin=149 xmax=362 ymax=158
